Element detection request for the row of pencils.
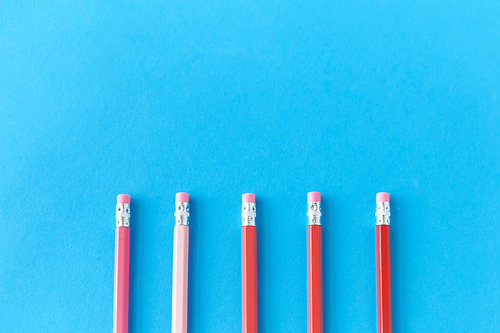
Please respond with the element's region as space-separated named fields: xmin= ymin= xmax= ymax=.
xmin=113 ymin=191 xmax=393 ymax=333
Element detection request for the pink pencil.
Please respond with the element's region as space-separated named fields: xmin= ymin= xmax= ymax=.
xmin=114 ymin=194 xmax=131 ymax=333
xmin=172 ymin=192 xmax=190 ymax=333
xmin=242 ymin=193 xmax=258 ymax=333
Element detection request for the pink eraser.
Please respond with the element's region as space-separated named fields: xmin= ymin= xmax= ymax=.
xmin=242 ymin=193 xmax=255 ymax=203
xmin=176 ymin=192 xmax=189 ymax=203
xmin=117 ymin=194 xmax=130 ymax=204
xmin=307 ymin=192 xmax=321 ymax=202
xmin=376 ymin=192 xmax=390 ymax=202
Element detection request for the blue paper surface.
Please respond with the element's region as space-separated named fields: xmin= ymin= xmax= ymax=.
xmin=1 ymin=1 xmax=499 ymax=332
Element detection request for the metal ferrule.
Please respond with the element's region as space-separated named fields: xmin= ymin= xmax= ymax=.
xmin=116 ymin=203 xmax=130 ymax=227
xmin=375 ymin=201 xmax=391 ymax=225
xmin=241 ymin=202 xmax=256 ymax=227
xmin=307 ymin=201 xmax=322 ymax=225
xmin=175 ymin=202 xmax=190 ymax=226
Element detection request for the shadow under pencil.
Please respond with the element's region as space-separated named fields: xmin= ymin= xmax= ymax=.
xmin=127 ymin=195 xmax=144 ymax=333
xmin=255 ymin=195 xmax=267 ymax=333
xmin=187 ymin=195 xmax=199 ymax=333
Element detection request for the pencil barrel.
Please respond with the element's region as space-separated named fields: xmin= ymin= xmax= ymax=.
xmin=307 ymin=225 xmax=323 ymax=333
xmin=113 ymin=227 xmax=130 ymax=333
xmin=242 ymin=225 xmax=258 ymax=333
xmin=376 ymin=224 xmax=392 ymax=333
xmin=172 ymin=225 xmax=189 ymax=333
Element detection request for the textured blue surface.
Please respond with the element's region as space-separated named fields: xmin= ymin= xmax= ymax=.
xmin=1 ymin=1 xmax=500 ymax=332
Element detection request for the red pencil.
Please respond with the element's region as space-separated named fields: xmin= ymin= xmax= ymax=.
xmin=375 ymin=192 xmax=392 ymax=333
xmin=307 ymin=192 xmax=323 ymax=333
xmin=241 ymin=193 xmax=257 ymax=333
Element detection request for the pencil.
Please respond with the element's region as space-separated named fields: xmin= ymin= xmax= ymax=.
xmin=172 ymin=192 xmax=190 ymax=333
xmin=307 ymin=192 xmax=323 ymax=333
xmin=114 ymin=194 xmax=131 ymax=333
xmin=375 ymin=192 xmax=392 ymax=333
xmin=242 ymin=193 xmax=257 ymax=333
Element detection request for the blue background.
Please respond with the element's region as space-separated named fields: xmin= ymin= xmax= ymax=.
xmin=1 ymin=1 xmax=499 ymax=332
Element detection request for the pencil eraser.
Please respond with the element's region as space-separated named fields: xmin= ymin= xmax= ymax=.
xmin=117 ymin=194 xmax=130 ymax=204
xmin=376 ymin=192 xmax=390 ymax=202
xmin=176 ymin=192 xmax=189 ymax=203
xmin=242 ymin=193 xmax=255 ymax=203
xmin=307 ymin=192 xmax=321 ymax=202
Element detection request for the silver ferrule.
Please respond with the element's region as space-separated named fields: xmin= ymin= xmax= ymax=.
xmin=375 ymin=201 xmax=391 ymax=225
xmin=116 ymin=203 xmax=130 ymax=227
xmin=241 ymin=202 xmax=256 ymax=227
xmin=175 ymin=201 xmax=190 ymax=226
xmin=307 ymin=201 xmax=322 ymax=225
